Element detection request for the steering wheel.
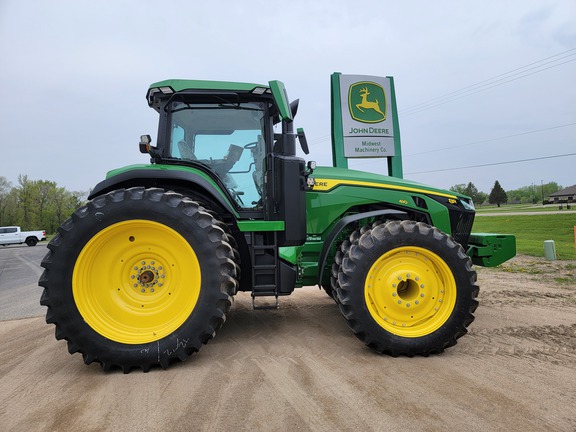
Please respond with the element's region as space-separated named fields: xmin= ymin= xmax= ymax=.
xmin=244 ymin=141 xmax=258 ymax=150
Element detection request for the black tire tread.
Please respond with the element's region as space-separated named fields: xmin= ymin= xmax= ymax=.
xmin=39 ymin=187 xmax=239 ymax=372
xmin=335 ymin=219 xmax=478 ymax=356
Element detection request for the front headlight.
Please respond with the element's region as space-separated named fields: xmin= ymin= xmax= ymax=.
xmin=461 ymin=198 xmax=475 ymax=211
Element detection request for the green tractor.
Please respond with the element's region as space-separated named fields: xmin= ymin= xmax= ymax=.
xmin=39 ymin=78 xmax=515 ymax=372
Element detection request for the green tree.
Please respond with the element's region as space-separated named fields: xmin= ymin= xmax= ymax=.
xmin=488 ymin=180 xmax=508 ymax=207
xmin=16 ymin=174 xmax=40 ymax=230
xmin=507 ymin=182 xmax=562 ymax=204
xmin=51 ymin=188 xmax=84 ymax=232
xmin=475 ymin=191 xmax=488 ymax=206
xmin=464 ymin=182 xmax=478 ymax=199
xmin=450 ymin=182 xmax=486 ymax=205
xmin=449 ymin=184 xmax=467 ymax=195
xmin=36 ymin=180 xmax=57 ymax=230
xmin=0 ymin=174 xmax=88 ymax=232
xmin=0 ymin=176 xmax=12 ymax=226
xmin=2 ymin=188 xmax=19 ymax=226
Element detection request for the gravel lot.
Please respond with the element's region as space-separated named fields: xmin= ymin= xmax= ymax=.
xmin=1 ymin=244 xmax=575 ymax=431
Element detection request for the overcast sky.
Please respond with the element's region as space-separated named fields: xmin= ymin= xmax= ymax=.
xmin=1 ymin=0 xmax=574 ymax=195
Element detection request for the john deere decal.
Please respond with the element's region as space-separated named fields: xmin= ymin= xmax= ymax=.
xmin=333 ymin=74 xmax=399 ymax=167
xmin=348 ymin=81 xmax=387 ymax=123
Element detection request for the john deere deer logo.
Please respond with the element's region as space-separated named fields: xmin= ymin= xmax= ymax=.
xmin=349 ymin=82 xmax=387 ymax=123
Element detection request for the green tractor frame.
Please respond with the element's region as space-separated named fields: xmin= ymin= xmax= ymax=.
xmin=39 ymin=77 xmax=515 ymax=372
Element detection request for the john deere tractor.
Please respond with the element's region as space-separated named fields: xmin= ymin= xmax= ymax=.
xmin=39 ymin=78 xmax=515 ymax=372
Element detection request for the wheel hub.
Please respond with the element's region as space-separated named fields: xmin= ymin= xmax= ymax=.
xmin=130 ymin=260 xmax=166 ymax=293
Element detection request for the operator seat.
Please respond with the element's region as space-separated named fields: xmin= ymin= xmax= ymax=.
xmin=178 ymin=140 xmax=196 ymax=160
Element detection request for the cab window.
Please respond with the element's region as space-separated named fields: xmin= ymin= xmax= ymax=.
xmin=168 ymin=101 xmax=267 ymax=209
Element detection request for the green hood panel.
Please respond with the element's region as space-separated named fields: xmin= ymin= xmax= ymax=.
xmin=311 ymin=166 xmax=461 ymax=200
xmin=305 ymin=166 xmax=459 ymax=236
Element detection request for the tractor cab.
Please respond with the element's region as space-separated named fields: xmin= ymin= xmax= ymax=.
xmin=141 ymin=80 xmax=310 ymax=248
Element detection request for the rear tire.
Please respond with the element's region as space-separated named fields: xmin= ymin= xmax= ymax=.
xmin=39 ymin=187 xmax=238 ymax=372
xmin=334 ymin=220 xmax=478 ymax=356
xmin=26 ymin=237 xmax=38 ymax=246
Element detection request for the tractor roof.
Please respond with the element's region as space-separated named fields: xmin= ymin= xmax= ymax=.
xmin=146 ymin=79 xmax=293 ymax=122
xmin=149 ymin=79 xmax=268 ymax=93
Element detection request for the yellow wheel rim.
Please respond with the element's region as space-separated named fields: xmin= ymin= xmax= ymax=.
xmin=73 ymin=220 xmax=201 ymax=344
xmin=364 ymin=246 xmax=456 ymax=338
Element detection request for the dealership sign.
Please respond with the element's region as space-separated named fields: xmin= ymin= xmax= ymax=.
xmin=339 ymin=75 xmax=395 ymax=158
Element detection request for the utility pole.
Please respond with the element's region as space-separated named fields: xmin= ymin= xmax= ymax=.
xmin=541 ymin=180 xmax=544 ymax=206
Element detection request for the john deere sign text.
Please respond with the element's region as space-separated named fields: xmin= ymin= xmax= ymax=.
xmin=339 ymin=75 xmax=395 ymax=158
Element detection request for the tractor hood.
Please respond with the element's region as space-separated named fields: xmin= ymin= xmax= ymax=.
xmin=311 ymin=166 xmax=471 ymax=204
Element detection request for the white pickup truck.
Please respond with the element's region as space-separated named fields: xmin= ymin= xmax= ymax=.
xmin=0 ymin=226 xmax=46 ymax=246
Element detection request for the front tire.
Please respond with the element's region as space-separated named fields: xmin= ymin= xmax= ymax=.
xmin=334 ymin=220 xmax=478 ymax=356
xmin=39 ymin=187 xmax=238 ymax=372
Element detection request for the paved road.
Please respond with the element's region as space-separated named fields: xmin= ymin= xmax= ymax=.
xmin=0 ymin=243 xmax=47 ymax=320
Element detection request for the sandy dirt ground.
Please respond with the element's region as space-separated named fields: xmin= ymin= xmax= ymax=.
xmin=0 ymin=253 xmax=575 ymax=431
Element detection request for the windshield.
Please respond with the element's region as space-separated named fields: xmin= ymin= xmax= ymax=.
xmin=168 ymin=101 xmax=267 ymax=209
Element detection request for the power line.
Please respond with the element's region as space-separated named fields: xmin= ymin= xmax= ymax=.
xmin=402 ymin=48 xmax=576 ymax=112
xmin=402 ymin=49 xmax=576 ymax=112
xmin=406 ymin=152 xmax=576 ymax=175
xmin=401 ymin=58 xmax=576 ymax=116
xmin=400 ymin=48 xmax=576 ymax=117
xmin=404 ymin=122 xmax=576 ymax=157
xmin=308 ymin=134 xmax=331 ymax=147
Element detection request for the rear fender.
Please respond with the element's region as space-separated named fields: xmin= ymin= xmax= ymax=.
xmin=88 ymin=168 xmax=238 ymax=217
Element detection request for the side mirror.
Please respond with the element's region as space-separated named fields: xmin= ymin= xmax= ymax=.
xmin=297 ymin=128 xmax=309 ymax=155
xmin=139 ymin=134 xmax=161 ymax=159
xmin=139 ymin=135 xmax=152 ymax=154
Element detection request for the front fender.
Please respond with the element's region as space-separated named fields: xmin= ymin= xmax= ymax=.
xmin=316 ymin=209 xmax=407 ymax=286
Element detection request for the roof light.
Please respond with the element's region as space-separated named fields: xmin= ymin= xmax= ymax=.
xmin=252 ymin=87 xmax=268 ymax=95
xmin=159 ymin=86 xmax=174 ymax=94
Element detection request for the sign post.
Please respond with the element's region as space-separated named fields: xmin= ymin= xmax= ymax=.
xmin=331 ymin=72 xmax=403 ymax=177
